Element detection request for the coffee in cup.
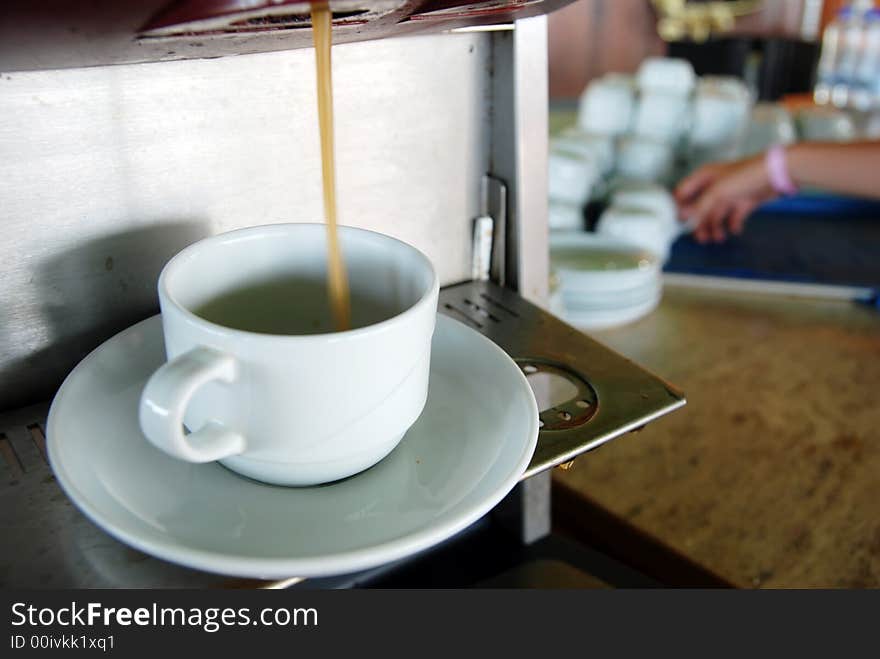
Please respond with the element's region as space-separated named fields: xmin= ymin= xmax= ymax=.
xmin=138 ymin=223 xmax=439 ymax=486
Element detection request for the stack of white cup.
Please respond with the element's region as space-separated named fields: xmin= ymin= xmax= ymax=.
xmin=548 ymin=146 xmax=599 ymax=231
xmin=595 ymin=182 xmax=681 ymax=263
xmin=546 ymin=58 xmax=707 ymax=327
xmin=548 ymin=127 xmax=617 ymax=230
xmin=552 ymin=180 xmax=678 ymax=329
xmin=577 ymin=74 xmax=636 ymax=137
xmin=686 ymin=76 xmax=752 ymax=168
xmin=550 ymin=232 xmax=663 ymax=330
xmin=619 ymin=58 xmax=696 ymax=184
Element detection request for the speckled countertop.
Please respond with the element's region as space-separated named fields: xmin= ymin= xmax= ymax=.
xmin=554 ymin=284 xmax=880 ymax=588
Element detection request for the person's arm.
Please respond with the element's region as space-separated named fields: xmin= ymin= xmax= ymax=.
xmin=675 ymin=141 xmax=880 ymax=243
xmin=785 ymin=141 xmax=880 ymax=195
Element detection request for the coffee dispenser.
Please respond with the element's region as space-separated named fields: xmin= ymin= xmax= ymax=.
xmin=0 ymin=0 xmax=685 ymax=587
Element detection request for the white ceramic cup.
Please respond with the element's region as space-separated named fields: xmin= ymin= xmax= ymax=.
xmin=548 ymin=148 xmax=601 ymax=205
xmin=596 ymin=205 xmax=673 ymax=263
xmin=700 ymin=75 xmax=751 ymax=100
xmin=633 ymin=91 xmax=692 ymax=144
xmin=548 ymin=201 xmax=585 ymax=231
xmin=616 ymin=136 xmax=674 ymax=183
xmin=637 ymin=57 xmax=696 ymax=95
xmin=552 ymin=129 xmax=616 ymax=175
xmin=138 ymin=223 xmax=439 ymax=487
xmin=689 ymin=77 xmax=752 ymax=148
xmin=610 ymin=181 xmax=679 ymax=228
xmin=577 ymin=75 xmax=636 ymax=136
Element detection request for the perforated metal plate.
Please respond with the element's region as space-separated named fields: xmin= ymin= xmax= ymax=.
xmin=439 ymin=280 xmax=685 ymax=477
xmin=515 ymin=360 xmax=598 ymax=431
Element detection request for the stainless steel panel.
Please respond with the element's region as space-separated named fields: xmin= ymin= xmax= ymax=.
xmin=0 ymin=33 xmax=492 ymax=409
xmin=485 ymin=18 xmax=552 ymax=544
xmin=490 ymin=16 xmax=549 ymax=304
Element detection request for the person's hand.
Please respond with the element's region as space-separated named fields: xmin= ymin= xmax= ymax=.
xmin=674 ymin=155 xmax=777 ymax=243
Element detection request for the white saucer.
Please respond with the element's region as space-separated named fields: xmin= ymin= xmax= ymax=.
xmin=561 ymin=280 xmax=661 ymax=311
xmin=562 ymin=292 xmax=661 ymax=330
xmin=47 ymin=314 xmax=538 ymax=579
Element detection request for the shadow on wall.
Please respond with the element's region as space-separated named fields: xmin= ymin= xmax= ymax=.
xmin=0 ymin=221 xmax=211 ymax=410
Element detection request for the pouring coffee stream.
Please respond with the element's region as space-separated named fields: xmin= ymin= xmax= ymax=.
xmin=311 ymin=1 xmax=352 ymax=331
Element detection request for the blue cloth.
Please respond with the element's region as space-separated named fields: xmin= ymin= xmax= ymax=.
xmin=665 ymin=194 xmax=880 ymax=300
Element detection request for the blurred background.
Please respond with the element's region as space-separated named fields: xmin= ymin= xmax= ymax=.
xmin=544 ymin=0 xmax=880 ymax=589
xmin=549 ymin=0 xmax=826 ymax=101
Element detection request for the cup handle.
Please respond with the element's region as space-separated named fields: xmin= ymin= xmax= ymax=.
xmin=139 ymin=346 xmax=246 ymax=463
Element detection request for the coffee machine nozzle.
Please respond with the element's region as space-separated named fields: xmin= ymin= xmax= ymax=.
xmin=139 ymin=0 xmax=578 ymax=43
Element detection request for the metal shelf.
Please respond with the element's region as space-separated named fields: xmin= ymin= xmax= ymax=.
xmin=440 ymin=280 xmax=685 ymax=477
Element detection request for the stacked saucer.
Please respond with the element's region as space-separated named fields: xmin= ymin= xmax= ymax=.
xmin=550 ymin=233 xmax=661 ymax=330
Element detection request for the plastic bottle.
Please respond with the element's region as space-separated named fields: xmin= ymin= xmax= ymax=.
xmin=816 ymin=8 xmax=849 ymax=105
xmin=853 ymin=8 xmax=880 ymax=110
xmin=832 ymin=1 xmax=875 ymax=107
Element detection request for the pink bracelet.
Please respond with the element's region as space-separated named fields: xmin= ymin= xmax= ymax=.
xmin=765 ymin=144 xmax=798 ymax=196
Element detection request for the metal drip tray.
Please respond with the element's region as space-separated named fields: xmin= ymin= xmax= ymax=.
xmin=1 ymin=281 xmax=683 ymax=588
xmin=439 ymin=280 xmax=685 ymax=477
